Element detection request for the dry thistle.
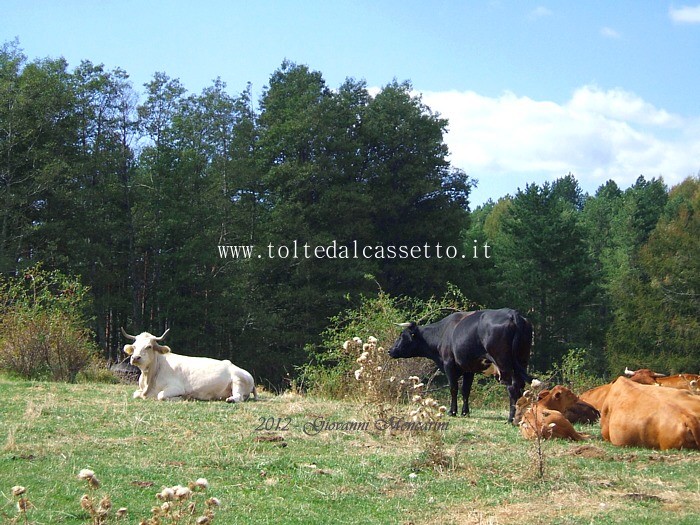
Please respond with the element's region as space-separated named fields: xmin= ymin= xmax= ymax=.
xmin=13 ymin=486 xmax=33 ymax=525
xmin=195 ymin=478 xmax=209 ymax=490
xmin=77 ymin=468 xmax=101 ymax=489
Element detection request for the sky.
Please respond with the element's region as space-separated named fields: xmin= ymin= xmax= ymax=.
xmin=3 ymin=0 xmax=700 ymax=206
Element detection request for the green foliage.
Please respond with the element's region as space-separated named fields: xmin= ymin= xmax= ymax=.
xmin=605 ymin=177 xmax=700 ymax=374
xmin=301 ymin=285 xmax=478 ymax=398
xmin=546 ymin=348 xmax=603 ymax=394
xmin=0 ymin=266 xmax=99 ymax=382
xmin=493 ymin=177 xmax=598 ymax=370
xmin=1 ymin=40 xmax=694 ymax=386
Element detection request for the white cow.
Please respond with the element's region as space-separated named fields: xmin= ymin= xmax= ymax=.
xmin=121 ymin=328 xmax=257 ymax=402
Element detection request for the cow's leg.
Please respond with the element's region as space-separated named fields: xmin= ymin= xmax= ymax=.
xmin=156 ymin=386 xmax=185 ymax=401
xmin=444 ymin=362 xmax=461 ymax=416
xmin=461 ymin=372 xmax=475 ymax=416
xmin=226 ymin=391 xmax=244 ymax=403
xmin=507 ymin=376 xmax=525 ymax=423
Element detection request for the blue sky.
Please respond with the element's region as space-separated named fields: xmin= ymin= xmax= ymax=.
xmin=4 ymin=1 xmax=700 ymax=205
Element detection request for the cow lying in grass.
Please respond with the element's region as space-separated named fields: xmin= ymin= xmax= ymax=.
xmin=519 ymin=407 xmax=588 ymax=441
xmin=122 ymin=328 xmax=257 ymax=403
xmin=600 ymin=377 xmax=700 ymax=450
xmin=580 ymin=368 xmax=700 ymax=412
xmin=514 ymin=385 xmax=599 ymax=426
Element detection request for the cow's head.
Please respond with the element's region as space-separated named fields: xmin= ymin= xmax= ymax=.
xmin=545 ymin=385 xmax=579 ymax=411
xmin=121 ymin=328 xmax=171 ymax=369
xmin=624 ymin=367 xmax=665 ymax=385
xmin=388 ymin=322 xmax=424 ymax=359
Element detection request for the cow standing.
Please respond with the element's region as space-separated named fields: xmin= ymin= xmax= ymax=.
xmin=388 ymin=309 xmax=533 ymax=422
xmin=122 ymin=328 xmax=257 ymax=402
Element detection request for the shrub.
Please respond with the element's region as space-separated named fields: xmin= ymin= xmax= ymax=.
xmin=0 ymin=266 xmax=99 ymax=382
xmin=300 ymin=284 xmax=479 ymax=399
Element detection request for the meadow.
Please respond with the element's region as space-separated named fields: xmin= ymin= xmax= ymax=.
xmin=1 ymin=377 xmax=698 ymax=525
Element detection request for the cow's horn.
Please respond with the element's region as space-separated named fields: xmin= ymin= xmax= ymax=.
xmin=155 ymin=328 xmax=170 ymax=341
xmin=653 ymin=372 xmax=666 ymax=378
xmin=624 ymin=367 xmax=635 ymax=376
xmin=394 ymin=322 xmax=412 ymax=328
xmin=120 ymin=327 xmax=137 ymax=341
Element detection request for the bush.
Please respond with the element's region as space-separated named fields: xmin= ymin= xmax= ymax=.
xmin=0 ymin=266 xmax=99 ymax=382
xmin=300 ymin=284 xmax=480 ymax=399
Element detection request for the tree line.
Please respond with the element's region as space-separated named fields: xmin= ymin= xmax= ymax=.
xmin=1 ymin=40 xmax=698 ymax=384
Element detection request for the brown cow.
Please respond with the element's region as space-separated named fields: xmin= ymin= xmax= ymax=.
xmin=600 ymin=377 xmax=700 ymax=450
xmin=519 ymin=406 xmax=587 ymax=441
xmin=624 ymin=368 xmax=700 ymax=392
xmin=514 ymin=385 xmax=599 ymax=425
xmin=582 ymin=369 xmax=700 ymax=411
xmin=579 ymin=383 xmax=612 ymax=412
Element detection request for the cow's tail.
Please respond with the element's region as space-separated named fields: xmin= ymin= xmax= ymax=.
xmin=252 ymin=385 xmax=258 ymax=401
xmin=511 ymin=311 xmax=534 ymax=384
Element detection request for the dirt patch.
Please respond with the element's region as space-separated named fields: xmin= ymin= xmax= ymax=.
xmin=563 ymin=444 xmax=608 ymax=459
xmin=427 ymin=487 xmax=623 ymax=525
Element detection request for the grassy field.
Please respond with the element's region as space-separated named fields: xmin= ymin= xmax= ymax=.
xmin=0 ymin=377 xmax=698 ymax=525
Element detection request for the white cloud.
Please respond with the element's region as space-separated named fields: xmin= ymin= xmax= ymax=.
xmin=600 ymin=26 xmax=621 ymax=39
xmin=669 ymin=4 xmax=700 ymax=23
xmin=418 ymin=86 xmax=699 ymax=200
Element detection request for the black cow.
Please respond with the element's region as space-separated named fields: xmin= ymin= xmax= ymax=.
xmin=388 ymin=308 xmax=533 ymax=422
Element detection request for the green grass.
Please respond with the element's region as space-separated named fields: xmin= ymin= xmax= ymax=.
xmin=1 ymin=377 xmax=698 ymax=524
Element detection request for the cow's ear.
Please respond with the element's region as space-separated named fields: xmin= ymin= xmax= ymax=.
xmin=553 ymin=391 xmax=561 ymax=399
xmin=123 ymin=344 xmax=134 ymax=355
xmin=155 ymin=343 xmax=171 ymax=354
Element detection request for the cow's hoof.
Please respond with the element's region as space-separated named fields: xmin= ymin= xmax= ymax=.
xmin=461 ymin=412 xmax=470 ymax=417
xmin=226 ymin=394 xmax=243 ymax=403
xmin=449 ymin=411 xmax=458 ymax=417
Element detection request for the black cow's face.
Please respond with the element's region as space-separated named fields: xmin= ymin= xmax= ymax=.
xmin=388 ymin=323 xmax=422 ymax=359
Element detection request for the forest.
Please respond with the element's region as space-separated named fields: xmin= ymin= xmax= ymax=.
xmin=1 ymin=40 xmax=698 ymax=385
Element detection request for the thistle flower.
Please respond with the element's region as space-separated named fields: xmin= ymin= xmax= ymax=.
xmin=438 ymin=406 xmax=447 ymax=413
xmin=342 ymin=340 xmax=351 ymax=351
xmin=408 ymin=376 xmax=420 ymax=382
xmin=194 ymin=478 xmax=209 ymax=490
xmin=408 ymin=472 xmax=418 ymax=480
xmin=157 ymin=487 xmax=175 ymax=501
xmin=161 ymin=502 xmax=172 ymax=513
xmin=206 ymin=497 xmax=221 ymax=507
xmin=356 ymin=351 xmax=369 ymax=363
xmin=368 ymin=336 xmax=378 ymax=344
xmin=116 ymin=508 xmax=128 ymax=518
xmin=174 ymin=485 xmax=192 ymax=500
xmin=412 ymin=395 xmax=422 ymax=403
xmin=78 ymin=468 xmax=100 ymax=488
xmin=99 ymin=495 xmax=112 ymax=511
xmin=531 ymin=379 xmax=542 ymax=389
xmin=80 ymin=494 xmax=92 ymax=511
xmin=362 ymin=343 xmax=371 ymax=352
xmin=352 ymin=337 xmax=362 ymax=345
xmin=196 ymin=517 xmax=211 ymax=525
xmin=11 ymin=486 xmax=26 ymax=496
xmin=412 ymin=382 xmax=424 ymax=389
xmin=354 ymin=368 xmax=363 ymax=380
xmin=77 ymin=469 xmax=95 ymax=480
